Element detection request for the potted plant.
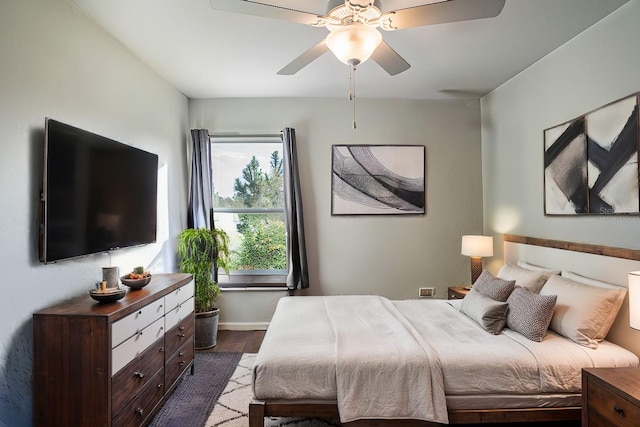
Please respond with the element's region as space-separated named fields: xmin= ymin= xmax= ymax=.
xmin=177 ymin=227 xmax=230 ymax=349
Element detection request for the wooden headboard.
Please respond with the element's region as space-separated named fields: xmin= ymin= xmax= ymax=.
xmin=503 ymin=234 xmax=640 ymax=358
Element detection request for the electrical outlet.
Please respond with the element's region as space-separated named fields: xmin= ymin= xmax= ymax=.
xmin=418 ymin=287 xmax=435 ymax=298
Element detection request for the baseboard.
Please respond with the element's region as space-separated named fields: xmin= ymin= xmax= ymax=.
xmin=219 ymin=322 xmax=270 ymax=331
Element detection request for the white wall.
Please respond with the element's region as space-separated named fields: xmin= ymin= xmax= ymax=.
xmin=481 ymin=0 xmax=640 ymax=273
xmin=0 ymin=0 xmax=189 ymax=425
xmin=190 ymin=97 xmax=485 ymax=327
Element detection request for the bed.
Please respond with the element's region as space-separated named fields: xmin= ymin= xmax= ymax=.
xmin=249 ymin=235 xmax=640 ymax=426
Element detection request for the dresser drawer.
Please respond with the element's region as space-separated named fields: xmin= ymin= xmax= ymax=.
xmin=164 ymin=280 xmax=194 ymax=313
xmin=112 ymin=317 xmax=165 ymax=375
xmin=112 ymin=336 xmax=165 ymax=416
xmin=165 ymin=314 xmax=195 ymax=357
xmin=112 ymin=367 xmax=165 ymax=427
xmin=112 ymin=298 xmax=165 ymax=348
xmin=588 ymin=377 xmax=640 ymax=427
xmin=165 ymin=297 xmax=194 ymax=332
xmin=587 ymin=409 xmax=618 ymax=427
xmin=165 ymin=337 xmax=194 ymax=389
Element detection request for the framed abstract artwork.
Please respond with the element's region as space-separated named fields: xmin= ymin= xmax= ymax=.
xmin=331 ymin=145 xmax=425 ymax=215
xmin=544 ymin=93 xmax=639 ymax=215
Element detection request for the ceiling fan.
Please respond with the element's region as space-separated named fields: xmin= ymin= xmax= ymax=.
xmin=209 ymin=0 xmax=506 ymax=75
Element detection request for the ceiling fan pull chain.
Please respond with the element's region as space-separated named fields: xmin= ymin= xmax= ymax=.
xmin=350 ymin=64 xmax=357 ymax=129
xmin=348 ymin=64 xmax=353 ymax=101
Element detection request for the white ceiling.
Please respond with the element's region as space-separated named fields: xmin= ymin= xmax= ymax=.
xmin=71 ymin=0 xmax=630 ymax=100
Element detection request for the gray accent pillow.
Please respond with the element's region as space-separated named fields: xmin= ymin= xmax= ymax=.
xmin=473 ymin=270 xmax=516 ymax=302
xmin=506 ymin=287 xmax=557 ymax=342
xmin=460 ymin=288 xmax=509 ymax=334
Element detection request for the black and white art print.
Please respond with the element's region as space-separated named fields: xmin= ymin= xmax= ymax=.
xmin=586 ymin=94 xmax=639 ymax=214
xmin=544 ymin=93 xmax=639 ymax=215
xmin=331 ymin=145 xmax=425 ymax=215
xmin=544 ymin=118 xmax=588 ymax=214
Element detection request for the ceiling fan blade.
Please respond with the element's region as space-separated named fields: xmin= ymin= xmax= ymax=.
xmin=209 ymin=0 xmax=321 ymax=25
xmin=277 ymin=39 xmax=329 ymax=75
xmin=386 ymin=0 xmax=506 ymax=30
xmin=371 ymin=41 xmax=410 ymax=76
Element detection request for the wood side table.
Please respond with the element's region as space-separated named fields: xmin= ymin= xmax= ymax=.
xmin=582 ymin=367 xmax=640 ymax=426
xmin=447 ymin=286 xmax=470 ymax=300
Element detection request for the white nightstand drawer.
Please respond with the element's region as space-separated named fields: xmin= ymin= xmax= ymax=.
xmin=111 ymin=317 xmax=165 ymax=375
xmin=165 ymin=297 xmax=194 ymax=332
xmin=111 ymin=298 xmax=165 ymax=348
xmin=164 ymin=280 xmax=194 ymax=313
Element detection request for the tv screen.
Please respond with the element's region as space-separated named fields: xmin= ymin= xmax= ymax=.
xmin=41 ymin=118 xmax=158 ymax=263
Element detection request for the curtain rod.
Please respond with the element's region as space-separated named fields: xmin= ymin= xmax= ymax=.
xmin=208 ymin=132 xmax=282 ymax=138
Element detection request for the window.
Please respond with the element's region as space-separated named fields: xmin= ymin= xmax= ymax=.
xmin=211 ymin=136 xmax=287 ymax=287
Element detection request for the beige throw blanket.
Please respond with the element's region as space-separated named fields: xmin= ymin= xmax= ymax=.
xmin=323 ymin=296 xmax=448 ymax=423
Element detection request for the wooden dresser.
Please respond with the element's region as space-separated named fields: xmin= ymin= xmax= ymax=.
xmin=33 ymin=273 xmax=194 ymax=427
xmin=582 ymin=367 xmax=640 ymax=427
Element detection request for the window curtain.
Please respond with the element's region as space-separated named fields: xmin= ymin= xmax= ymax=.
xmin=187 ymin=129 xmax=213 ymax=230
xmin=282 ymin=128 xmax=309 ymax=292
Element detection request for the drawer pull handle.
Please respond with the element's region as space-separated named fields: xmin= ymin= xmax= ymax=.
xmin=613 ymin=405 xmax=624 ymax=415
xmin=179 ymin=351 xmax=184 ymax=357
xmin=135 ymin=408 xmax=144 ymax=416
xmin=134 ymin=371 xmax=145 ymax=379
xmin=159 ymin=347 xmax=164 ymax=353
xmin=157 ymin=383 xmax=163 ymax=388
xmin=138 ymin=310 xmax=142 ymax=315
xmin=179 ymin=333 xmax=186 ymax=338
xmin=179 ymin=326 xmax=185 ymax=331
xmin=179 ymin=361 xmax=185 ymax=367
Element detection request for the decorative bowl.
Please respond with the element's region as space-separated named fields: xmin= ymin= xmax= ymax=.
xmin=120 ymin=275 xmax=152 ymax=289
xmin=89 ymin=288 xmax=126 ymax=303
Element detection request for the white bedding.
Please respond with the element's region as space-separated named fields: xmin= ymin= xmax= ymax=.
xmin=252 ymin=296 xmax=639 ymax=422
xmin=325 ymin=296 xmax=447 ymax=423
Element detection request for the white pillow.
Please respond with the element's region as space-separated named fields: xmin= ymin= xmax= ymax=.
xmin=539 ymin=275 xmax=626 ymax=349
xmin=517 ymin=260 xmax=560 ymax=275
xmin=560 ymin=270 xmax=620 ymax=289
xmin=497 ymin=263 xmax=554 ymax=293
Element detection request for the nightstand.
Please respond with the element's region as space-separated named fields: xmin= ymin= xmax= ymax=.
xmin=582 ymin=367 xmax=640 ymax=427
xmin=447 ymin=286 xmax=470 ymax=300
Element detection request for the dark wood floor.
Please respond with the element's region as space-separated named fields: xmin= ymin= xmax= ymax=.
xmin=204 ymin=331 xmax=581 ymax=427
xmin=206 ymin=329 xmax=266 ymax=353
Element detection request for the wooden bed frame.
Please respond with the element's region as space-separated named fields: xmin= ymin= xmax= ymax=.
xmin=248 ymin=234 xmax=640 ymax=426
xmin=249 ymin=400 xmax=580 ymax=426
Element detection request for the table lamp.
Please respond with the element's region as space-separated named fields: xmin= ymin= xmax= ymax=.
xmin=461 ymin=235 xmax=494 ymax=284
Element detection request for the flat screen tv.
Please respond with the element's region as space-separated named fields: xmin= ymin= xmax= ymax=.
xmin=40 ymin=118 xmax=158 ymax=263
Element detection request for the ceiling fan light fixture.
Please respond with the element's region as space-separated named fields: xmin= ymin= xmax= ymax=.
xmin=326 ymin=23 xmax=382 ymax=66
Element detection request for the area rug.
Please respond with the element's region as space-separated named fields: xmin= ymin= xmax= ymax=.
xmin=149 ymin=351 xmax=243 ymax=427
xmin=205 ymin=353 xmax=341 ymax=427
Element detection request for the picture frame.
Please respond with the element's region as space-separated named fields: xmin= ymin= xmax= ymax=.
xmin=544 ymin=93 xmax=639 ymax=215
xmin=331 ymin=144 xmax=425 ymax=215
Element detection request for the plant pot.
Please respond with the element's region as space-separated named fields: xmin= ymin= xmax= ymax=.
xmin=195 ymin=308 xmax=219 ymax=350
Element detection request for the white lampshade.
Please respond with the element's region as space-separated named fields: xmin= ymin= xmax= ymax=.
xmin=629 ymin=271 xmax=640 ymax=330
xmin=461 ymin=235 xmax=494 ymax=257
xmin=326 ymin=23 xmax=382 ymax=66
